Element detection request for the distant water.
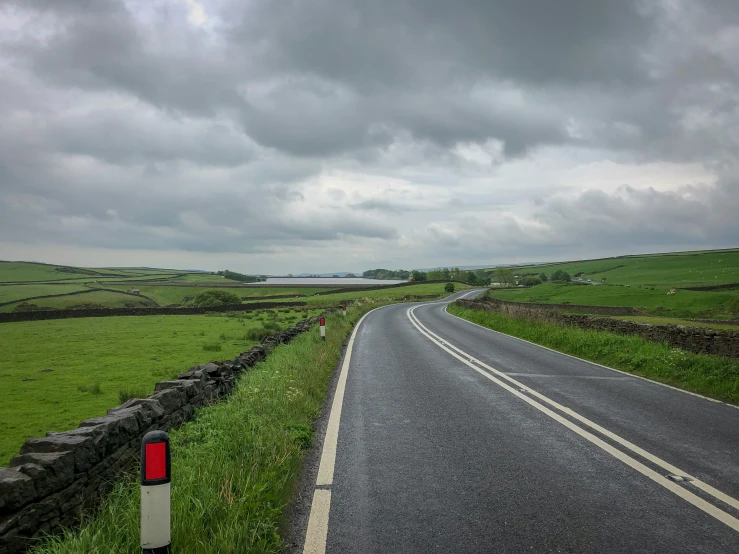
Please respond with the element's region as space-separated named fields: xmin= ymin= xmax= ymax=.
xmin=255 ymin=277 xmax=406 ymax=286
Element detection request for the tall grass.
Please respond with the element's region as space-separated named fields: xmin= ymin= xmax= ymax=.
xmin=448 ymin=304 xmax=739 ymax=405
xmin=32 ymin=308 xmax=366 ymax=553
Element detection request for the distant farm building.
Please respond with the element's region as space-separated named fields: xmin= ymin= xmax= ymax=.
xmin=127 ymin=288 xmax=140 ymax=295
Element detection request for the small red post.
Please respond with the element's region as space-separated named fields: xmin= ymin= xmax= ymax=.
xmin=141 ymin=431 xmax=171 ymax=553
xmin=320 ymin=317 xmax=326 ymax=341
xmin=342 ymin=305 xmax=347 ymax=317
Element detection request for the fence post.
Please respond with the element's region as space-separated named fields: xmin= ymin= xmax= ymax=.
xmin=320 ymin=317 xmax=326 ymax=341
xmin=141 ymin=430 xmax=172 ymax=553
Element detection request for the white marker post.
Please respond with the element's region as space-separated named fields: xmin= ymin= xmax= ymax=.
xmin=320 ymin=317 xmax=326 ymax=341
xmin=141 ymin=431 xmax=171 ymax=554
xmin=342 ymin=305 xmax=347 ymax=317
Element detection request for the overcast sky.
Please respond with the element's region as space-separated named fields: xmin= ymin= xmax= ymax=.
xmin=0 ymin=0 xmax=737 ymax=274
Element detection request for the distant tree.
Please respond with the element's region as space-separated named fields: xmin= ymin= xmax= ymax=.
xmin=550 ymin=270 xmax=572 ymax=282
xmin=444 ymin=282 xmax=455 ymax=293
xmin=520 ymin=276 xmax=542 ymax=287
xmin=574 ymin=272 xmax=584 ymax=277
xmin=494 ymin=268 xmax=516 ymax=286
xmin=189 ymin=290 xmax=242 ymax=307
xmin=363 ymin=269 xmax=411 ymax=280
xmin=601 ymin=277 xmax=607 ymax=283
xmin=539 ymin=272 xmax=548 ymax=282
xmin=410 ymin=270 xmax=428 ymax=282
xmin=466 ymin=272 xmax=479 ymax=285
xmin=222 ymin=269 xmax=260 ymax=283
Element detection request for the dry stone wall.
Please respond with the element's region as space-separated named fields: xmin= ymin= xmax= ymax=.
xmin=480 ymin=296 xmax=643 ymax=316
xmin=0 ymin=314 xmax=324 ymax=553
xmin=456 ymin=299 xmax=739 ymax=358
xmin=0 ymin=301 xmax=308 ymax=324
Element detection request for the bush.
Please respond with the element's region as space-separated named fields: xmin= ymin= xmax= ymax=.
xmin=444 ymin=282 xmax=456 ymax=293
xmin=539 ymin=273 xmax=548 ymax=282
xmin=188 ymin=290 xmax=242 ymax=307
xmin=520 ymin=276 xmax=542 ymax=287
xmin=550 ymin=269 xmax=572 ymax=282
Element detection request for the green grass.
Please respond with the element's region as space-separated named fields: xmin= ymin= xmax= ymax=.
xmin=245 ymin=282 xmax=475 ymax=306
xmin=0 ymin=309 xmax=320 ymax=464
xmin=0 ymin=290 xmax=157 ymax=312
xmin=0 ymin=262 xmax=122 ymax=283
xmin=505 ymin=248 xmax=739 ymax=287
xmin=30 ymin=307 xmax=368 ymax=553
xmin=0 ymin=284 xmax=91 ymax=305
xmin=486 ymin=282 xmax=739 ymax=319
xmin=448 ymin=304 xmax=739 ymax=405
xmin=609 ymin=315 xmax=739 ymax=330
xmin=101 ymin=285 xmax=338 ymax=306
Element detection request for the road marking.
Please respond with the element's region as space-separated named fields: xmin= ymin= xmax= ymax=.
xmin=443 ymin=303 xmax=739 ymax=410
xmin=303 ymin=305 xmax=389 ymax=553
xmin=407 ymin=305 xmax=739 ymax=530
xmin=304 ymin=490 xmax=331 ymax=554
xmin=502 ymin=373 xmax=629 ymax=379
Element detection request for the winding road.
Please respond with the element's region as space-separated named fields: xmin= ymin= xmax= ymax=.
xmin=300 ymin=290 xmax=739 ymax=553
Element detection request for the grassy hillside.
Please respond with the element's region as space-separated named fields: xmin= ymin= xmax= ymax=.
xmin=505 ymin=249 xmax=739 ymax=287
xmin=0 ymin=262 xmax=127 ymax=283
xmin=0 ymin=289 xmax=157 ymax=312
xmin=486 ymin=283 xmax=739 ymax=319
xmin=0 ymin=283 xmax=90 ymax=305
xmin=101 ymin=285 xmax=338 ymax=306
xmin=0 ymin=308 xmax=319 ymax=464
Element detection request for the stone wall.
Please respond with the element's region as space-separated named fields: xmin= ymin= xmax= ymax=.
xmin=481 ymin=296 xmax=642 ymax=316
xmin=455 ymin=299 xmax=739 ymax=358
xmin=0 ymin=301 xmax=308 ymax=324
xmin=0 ymin=314 xmax=324 ymax=553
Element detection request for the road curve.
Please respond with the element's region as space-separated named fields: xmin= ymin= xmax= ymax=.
xmin=302 ymin=291 xmax=739 ymax=553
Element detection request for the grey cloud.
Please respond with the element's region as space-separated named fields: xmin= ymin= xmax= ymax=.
xmin=0 ymin=0 xmax=737 ymax=269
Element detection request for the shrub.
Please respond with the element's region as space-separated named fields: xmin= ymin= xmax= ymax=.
xmin=520 ymin=276 xmax=542 ymax=287
xmin=444 ymin=282 xmax=456 ymax=293
xmin=550 ymin=269 xmax=572 ymax=282
xmin=188 ymin=290 xmax=242 ymax=308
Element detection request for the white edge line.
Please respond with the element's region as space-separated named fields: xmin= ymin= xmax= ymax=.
xmin=303 ymin=304 xmax=390 ymax=554
xmin=442 ymin=302 xmax=739 ymax=410
xmin=407 ymin=305 xmax=739 ymax=532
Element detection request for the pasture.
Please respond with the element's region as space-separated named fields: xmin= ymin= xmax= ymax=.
xmin=507 ymin=248 xmax=739 ymax=287
xmin=486 ymin=282 xmax=739 ymax=319
xmin=0 ymin=307 xmax=319 ymax=464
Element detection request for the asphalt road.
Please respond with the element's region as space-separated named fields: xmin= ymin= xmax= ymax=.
xmin=301 ymin=290 xmax=739 ymax=553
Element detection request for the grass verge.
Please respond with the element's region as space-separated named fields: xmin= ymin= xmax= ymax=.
xmin=31 ymin=305 xmax=375 ymax=553
xmin=448 ymin=304 xmax=739 ymax=405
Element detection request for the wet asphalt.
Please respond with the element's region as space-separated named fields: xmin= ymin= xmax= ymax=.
xmin=294 ymin=291 xmax=739 ymax=553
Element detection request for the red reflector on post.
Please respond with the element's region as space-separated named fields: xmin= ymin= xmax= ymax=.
xmin=320 ymin=317 xmax=325 ymax=326
xmin=145 ymin=442 xmax=167 ymax=481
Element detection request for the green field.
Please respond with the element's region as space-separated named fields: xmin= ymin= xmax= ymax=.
xmin=101 ymin=285 xmax=338 ymax=306
xmin=0 ymin=262 xmax=129 ymax=283
xmin=0 ymin=289 xmax=158 ymax=312
xmin=31 ymin=308 xmax=363 ymax=553
xmin=0 ymin=308 xmax=319 ymax=464
xmin=487 ymin=283 xmax=739 ymax=319
xmin=0 ymin=283 xmax=91 ymax=305
xmin=245 ymin=282 xmax=474 ymax=306
xmin=506 ymin=249 xmax=739 ymax=287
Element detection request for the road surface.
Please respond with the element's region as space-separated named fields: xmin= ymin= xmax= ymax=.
xmin=300 ymin=290 xmax=739 ymax=553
